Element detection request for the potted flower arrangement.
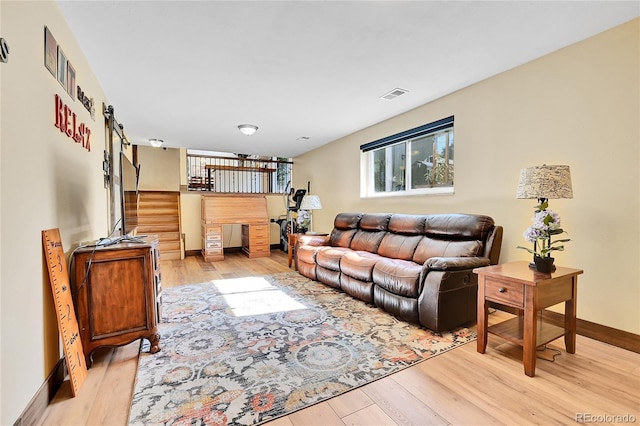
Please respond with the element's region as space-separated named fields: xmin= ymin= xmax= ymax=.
xmin=517 ymin=202 xmax=570 ymax=272
xmin=296 ymin=210 xmax=311 ymax=234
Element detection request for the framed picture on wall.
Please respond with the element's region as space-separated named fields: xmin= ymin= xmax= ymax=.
xmin=44 ymin=26 xmax=57 ymax=77
xmin=67 ymin=61 xmax=76 ymax=99
xmin=57 ymin=46 xmax=67 ymax=88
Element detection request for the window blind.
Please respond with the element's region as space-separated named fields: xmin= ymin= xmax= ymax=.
xmin=359 ymin=115 xmax=454 ymax=152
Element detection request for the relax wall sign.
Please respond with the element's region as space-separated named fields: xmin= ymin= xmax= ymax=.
xmin=54 ymin=94 xmax=91 ymax=152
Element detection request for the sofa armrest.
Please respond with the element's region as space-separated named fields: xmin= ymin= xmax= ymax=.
xmin=297 ymin=234 xmax=330 ymax=247
xmin=424 ymin=256 xmax=491 ymax=272
xmin=418 ymin=256 xmax=490 ymax=332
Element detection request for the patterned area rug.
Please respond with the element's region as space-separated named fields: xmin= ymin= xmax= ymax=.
xmin=129 ymin=272 xmax=476 ymax=425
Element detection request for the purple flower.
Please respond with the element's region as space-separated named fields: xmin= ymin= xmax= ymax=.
xmin=518 ymin=208 xmax=570 ymax=257
xmin=523 ymin=226 xmax=543 ymax=243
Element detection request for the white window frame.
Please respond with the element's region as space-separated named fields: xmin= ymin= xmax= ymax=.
xmin=360 ymin=116 xmax=454 ymax=198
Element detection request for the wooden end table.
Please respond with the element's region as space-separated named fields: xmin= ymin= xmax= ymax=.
xmin=287 ymin=233 xmax=302 ymax=268
xmin=474 ymin=261 xmax=583 ymax=377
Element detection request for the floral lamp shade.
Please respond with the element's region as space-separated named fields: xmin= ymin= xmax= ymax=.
xmin=299 ymin=195 xmax=322 ymax=210
xmin=298 ymin=195 xmax=322 ymax=233
xmin=516 ymin=165 xmax=573 ymax=200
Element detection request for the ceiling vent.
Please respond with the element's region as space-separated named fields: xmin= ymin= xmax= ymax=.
xmin=380 ymin=88 xmax=409 ymax=100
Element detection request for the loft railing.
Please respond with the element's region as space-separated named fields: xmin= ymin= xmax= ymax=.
xmin=186 ymin=153 xmax=293 ymax=194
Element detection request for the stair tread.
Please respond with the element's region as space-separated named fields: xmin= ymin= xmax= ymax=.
xmin=136 ymin=191 xmax=182 ymax=259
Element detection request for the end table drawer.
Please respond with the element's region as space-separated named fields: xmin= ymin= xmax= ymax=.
xmin=485 ymin=279 xmax=524 ymax=308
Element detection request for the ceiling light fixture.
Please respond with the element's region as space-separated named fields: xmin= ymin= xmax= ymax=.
xmin=149 ymin=138 xmax=163 ymax=148
xmin=238 ymin=124 xmax=258 ymax=136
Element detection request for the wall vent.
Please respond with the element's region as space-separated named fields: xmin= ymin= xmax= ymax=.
xmin=380 ymin=88 xmax=409 ymax=100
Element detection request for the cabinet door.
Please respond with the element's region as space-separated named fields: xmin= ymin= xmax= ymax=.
xmin=85 ymin=254 xmax=151 ymax=338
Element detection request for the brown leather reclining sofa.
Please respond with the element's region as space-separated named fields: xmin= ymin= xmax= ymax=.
xmin=295 ymin=213 xmax=503 ymax=332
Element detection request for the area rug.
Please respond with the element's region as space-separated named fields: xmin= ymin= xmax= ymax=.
xmin=128 ymin=272 xmax=476 ymax=425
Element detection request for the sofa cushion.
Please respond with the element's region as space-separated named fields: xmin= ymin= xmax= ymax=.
xmin=424 ymin=214 xmax=495 ymax=240
xmin=359 ymin=213 xmax=392 ymax=231
xmin=296 ymin=245 xmax=322 ymax=265
xmin=340 ymin=274 xmax=374 ymax=303
xmin=387 ymin=214 xmax=426 ymax=234
xmin=316 ymin=246 xmax=351 ymax=271
xmin=350 ymin=230 xmax=387 ymax=252
xmin=377 ymin=234 xmax=423 ymax=261
xmin=373 ymin=286 xmax=420 ymax=324
xmin=412 ymin=238 xmax=482 ymax=265
xmin=297 ymin=259 xmax=317 ymax=281
xmin=329 ymin=228 xmax=358 ymax=248
xmin=340 ymin=251 xmax=384 ymax=282
xmin=372 ymin=258 xmax=422 ymax=298
xmin=316 ymin=266 xmax=341 ymax=289
xmin=328 ymin=213 xmax=362 ymax=248
xmin=334 ymin=212 xmax=362 ymax=229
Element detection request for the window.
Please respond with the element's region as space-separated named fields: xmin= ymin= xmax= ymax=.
xmin=360 ymin=116 xmax=454 ymax=197
xmin=186 ymin=150 xmax=293 ymax=194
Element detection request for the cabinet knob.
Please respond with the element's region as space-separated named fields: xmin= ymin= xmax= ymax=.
xmin=498 ymin=287 xmax=506 ymax=293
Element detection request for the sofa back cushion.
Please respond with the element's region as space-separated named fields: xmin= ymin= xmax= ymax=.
xmin=377 ymin=215 xmax=425 ymax=260
xmin=412 ymin=238 xmax=483 ymax=264
xmin=328 ymin=213 xmax=362 ymax=248
xmin=378 ymin=234 xmax=423 ymax=260
xmin=349 ymin=213 xmax=391 ymax=252
xmin=411 ymin=214 xmax=494 ymax=264
xmin=424 ymin=214 xmax=495 ymax=241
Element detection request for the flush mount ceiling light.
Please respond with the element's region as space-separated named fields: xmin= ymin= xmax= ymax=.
xmin=149 ymin=138 xmax=163 ymax=148
xmin=379 ymin=88 xmax=409 ymax=100
xmin=238 ymin=124 xmax=258 ymax=136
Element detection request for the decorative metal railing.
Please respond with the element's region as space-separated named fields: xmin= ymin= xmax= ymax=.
xmin=186 ymin=153 xmax=293 ymax=194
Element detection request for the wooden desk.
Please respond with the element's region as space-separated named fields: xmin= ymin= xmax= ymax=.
xmin=474 ymin=261 xmax=583 ymax=377
xmin=201 ymin=195 xmax=271 ymax=261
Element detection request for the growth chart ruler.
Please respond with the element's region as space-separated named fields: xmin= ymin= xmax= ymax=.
xmin=42 ymin=228 xmax=88 ymax=396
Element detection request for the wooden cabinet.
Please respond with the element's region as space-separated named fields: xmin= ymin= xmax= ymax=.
xmin=202 ymin=224 xmax=224 ymax=261
xmin=241 ymin=224 xmax=271 ymax=258
xmin=72 ymin=236 xmax=161 ymax=366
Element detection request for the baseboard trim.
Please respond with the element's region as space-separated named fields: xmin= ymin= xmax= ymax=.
xmin=187 ymin=246 xmax=282 ymax=258
xmin=13 ymin=357 xmax=66 ymax=426
xmin=541 ymin=309 xmax=640 ymax=354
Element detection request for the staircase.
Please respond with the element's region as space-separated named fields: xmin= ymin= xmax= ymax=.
xmin=136 ymin=191 xmax=183 ymax=260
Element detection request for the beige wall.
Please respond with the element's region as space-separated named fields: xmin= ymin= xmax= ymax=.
xmin=0 ymin=1 xmax=110 ymax=423
xmin=137 ymin=145 xmax=181 ymax=191
xmin=293 ymin=19 xmax=640 ymax=335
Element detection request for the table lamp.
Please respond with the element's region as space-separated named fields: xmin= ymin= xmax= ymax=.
xmin=516 ymin=164 xmax=573 ymax=268
xmin=299 ymin=194 xmax=322 ymax=233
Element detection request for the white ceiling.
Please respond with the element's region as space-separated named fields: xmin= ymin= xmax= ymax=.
xmin=56 ymin=1 xmax=639 ymax=158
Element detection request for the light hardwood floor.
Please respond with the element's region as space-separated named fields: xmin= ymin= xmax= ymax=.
xmin=38 ymin=251 xmax=640 ymax=426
